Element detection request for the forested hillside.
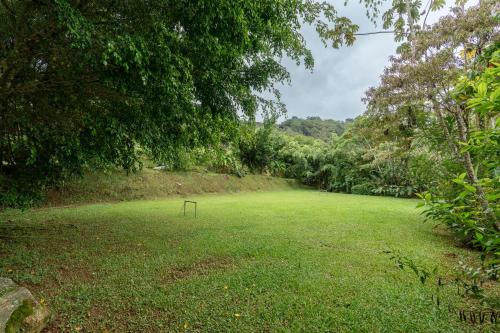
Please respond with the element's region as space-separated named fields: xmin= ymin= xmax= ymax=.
xmin=278 ymin=117 xmax=353 ymax=141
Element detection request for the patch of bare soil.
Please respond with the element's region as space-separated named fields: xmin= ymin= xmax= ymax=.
xmin=163 ymin=256 xmax=235 ymax=282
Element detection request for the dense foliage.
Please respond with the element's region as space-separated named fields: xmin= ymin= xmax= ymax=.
xmin=279 ymin=116 xmax=352 ymax=141
xmin=419 ymin=47 xmax=499 ymax=272
xmin=362 ymin=3 xmax=499 ymax=273
xmin=234 ymin=117 xmax=436 ymax=197
xmin=0 ymin=0 xmax=361 ymax=207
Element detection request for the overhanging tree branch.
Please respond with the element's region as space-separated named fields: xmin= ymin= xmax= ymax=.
xmin=354 ymin=30 xmax=396 ymax=36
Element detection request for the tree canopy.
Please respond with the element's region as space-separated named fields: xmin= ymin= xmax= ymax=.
xmin=0 ymin=0 xmax=362 ymax=205
xmin=279 ymin=117 xmax=353 ymax=141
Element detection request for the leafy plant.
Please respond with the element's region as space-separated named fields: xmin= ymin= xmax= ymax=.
xmin=384 ymin=249 xmax=499 ymax=313
xmin=1 ymin=0 xmax=362 ymax=207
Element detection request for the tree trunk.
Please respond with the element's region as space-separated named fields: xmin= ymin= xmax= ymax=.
xmin=454 ymin=111 xmax=499 ymax=230
xmin=433 ymin=102 xmax=460 ymax=158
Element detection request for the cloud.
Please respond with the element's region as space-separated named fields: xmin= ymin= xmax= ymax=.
xmin=272 ymin=0 xmax=466 ymax=121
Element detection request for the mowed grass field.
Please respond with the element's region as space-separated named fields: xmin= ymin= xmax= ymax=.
xmin=0 ymin=190 xmax=494 ymax=332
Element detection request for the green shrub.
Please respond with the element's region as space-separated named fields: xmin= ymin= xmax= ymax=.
xmin=351 ymin=182 xmax=375 ymax=195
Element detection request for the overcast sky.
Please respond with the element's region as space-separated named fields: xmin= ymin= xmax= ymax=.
xmin=273 ymin=0 xmax=466 ymax=121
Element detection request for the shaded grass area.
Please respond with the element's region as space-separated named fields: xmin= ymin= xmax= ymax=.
xmin=0 ymin=191 xmax=496 ymax=332
xmin=44 ymin=169 xmax=301 ymax=207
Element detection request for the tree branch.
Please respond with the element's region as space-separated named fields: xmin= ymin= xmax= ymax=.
xmin=353 ymin=31 xmax=396 ymax=36
xmin=0 ymin=0 xmax=16 ymax=24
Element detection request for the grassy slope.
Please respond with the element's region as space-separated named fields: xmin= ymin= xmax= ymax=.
xmin=0 ymin=191 xmax=495 ymax=332
xmin=45 ymin=169 xmax=301 ymax=207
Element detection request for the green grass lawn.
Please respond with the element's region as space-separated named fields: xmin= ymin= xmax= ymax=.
xmin=0 ymin=190 xmax=495 ymax=332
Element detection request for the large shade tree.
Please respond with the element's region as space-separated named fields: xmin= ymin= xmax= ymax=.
xmin=0 ymin=0 xmax=364 ymax=205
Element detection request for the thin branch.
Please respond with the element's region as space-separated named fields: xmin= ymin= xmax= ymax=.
xmin=353 ymin=31 xmax=396 ymax=36
xmin=422 ymin=0 xmax=434 ymax=27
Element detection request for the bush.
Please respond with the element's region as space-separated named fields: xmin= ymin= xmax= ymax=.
xmin=351 ymin=182 xmax=375 ymax=195
xmin=0 ymin=175 xmax=39 ymax=209
xmin=373 ymin=184 xmax=417 ymax=198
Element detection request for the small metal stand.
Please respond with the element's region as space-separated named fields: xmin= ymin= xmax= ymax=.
xmin=183 ymin=200 xmax=197 ymax=217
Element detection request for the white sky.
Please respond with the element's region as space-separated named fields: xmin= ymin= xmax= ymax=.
xmin=273 ymin=0 xmax=474 ymax=121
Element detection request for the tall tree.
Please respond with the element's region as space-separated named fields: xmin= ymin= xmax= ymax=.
xmin=364 ymin=2 xmax=499 ymax=228
xmin=0 ymin=0 xmax=362 ymax=205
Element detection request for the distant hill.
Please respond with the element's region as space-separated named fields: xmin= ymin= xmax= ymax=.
xmin=278 ymin=116 xmax=353 ymax=141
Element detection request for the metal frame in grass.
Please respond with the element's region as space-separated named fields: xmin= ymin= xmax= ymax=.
xmin=183 ymin=200 xmax=197 ymax=217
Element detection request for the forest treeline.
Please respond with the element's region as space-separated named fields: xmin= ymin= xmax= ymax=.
xmin=278 ymin=117 xmax=353 ymax=141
